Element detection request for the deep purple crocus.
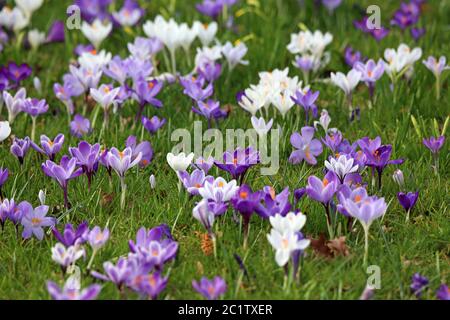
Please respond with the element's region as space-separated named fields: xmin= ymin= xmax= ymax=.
xmin=132 ymin=79 xmax=163 ymax=120
xmin=231 ymin=184 xmax=263 ymax=220
xmin=42 ymin=155 xmax=83 ymax=209
xmin=397 ymin=191 xmax=419 ymax=221
xmin=410 ymin=273 xmax=429 ymax=299
xmin=10 ymin=137 xmax=31 ymax=165
xmin=344 ymin=47 xmax=362 ymax=67
xmin=5 ymin=62 xmax=32 ymax=87
xmin=74 ymin=0 xmax=112 ymax=23
xmin=46 ymin=20 xmax=65 ymax=43
xmin=192 ymin=276 xmax=227 ymax=300
xmin=180 ymin=76 xmax=213 ymax=102
xmin=214 ymin=147 xmax=260 ymax=182
xmin=256 ymin=186 xmax=291 ymax=218
xmin=291 ymin=89 xmax=319 ymax=122
xmin=31 ymin=134 xmax=65 ymax=161
xmin=436 ymin=284 xmax=450 ymax=300
xmin=70 ymin=114 xmax=92 ymax=138
xmin=370 ymin=27 xmax=390 ymax=41
xmin=196 ymin=0 xmax=223 ymax=20
xmin=142 ymin=116 xmax=166 ymax=135
xmin=52 ymin=221 xmax=89 ymax=247
xmin=69 ymin=141 xmax=101 ymax=189
xmin=125 ymin=135 xmax=153 ymax=168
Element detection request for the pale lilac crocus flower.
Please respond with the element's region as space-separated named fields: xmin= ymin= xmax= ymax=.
xmin=86 ymin=226 xmax=110 ymax=269
xmin=90 ymin=84 xmax=120 ymax=129
xmin=354 ymin=59 xmax=385 ymax=100
xmin=3 ymin=88 xmax=26 ymax=124
xmin=422 ymin=56 xmax=450 ymax=99
xmin=330 ymin=69 xmax=361 ymax=114
xmin=47 ymin=276 xmax=101 ymax=300
xmin=289 ymin=126 xmax=323 ymax=165
xmin=20 ymin=202 xmax=55 ymax=240
xmin=106 ymin=147 xmax=142 ymax=209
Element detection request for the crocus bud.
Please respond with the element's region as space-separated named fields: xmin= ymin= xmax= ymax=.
xmin=392 ymin=169 xmax=404 ymax=187
xmin=38 ymin=189 xmax=46 ymax=205
xmin=149 ymin=174 xmax=156 ymax=189
xmin=33 ymin=77 xmax=42 ymax=95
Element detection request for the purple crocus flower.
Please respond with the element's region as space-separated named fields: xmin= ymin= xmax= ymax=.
xmin=10 ymin=137 xmax=31 ymax=165
xmin=180 ymin=76 xmax=214 ymax=102
xmin=361 ymin=143 xmax=404 ymax=189
xmin=423 ymin=136 xmax=445 ymax=154
xmin=70 ymin=114 xmax=91 ymax=138
xmin=47 ymin=279 xmax=101 ymax=300
xmin=214 ymin=147 xmax=260 ymax=182
xmin=132 ymin=79 xmax=163 ymax=120
xmin=41 ymin=155 xmax=83 ymax=209
xmin=231 ymin=184 xmax=263 ymax=220
xmin=46 ymin=20 xmax=65 ymax=43
xmin=196 ymin=0 xmax=223 ymax=19
xmin=410 ymin=273 xmax=429 ymax=299
xmin=291 ymin=89 xmax=319 ymax=122
xmin=112 ymin=0 xmax=144 ymax=27
xmin=410 ymin=27 xmax=425 ymax=41
xmin=0 ymin=168 xmax=8 ymax=198
xmin=129 ymin=225 xmax=174 ymax=253
xmin=142 ymin=116 xmax=166 ymax=135
xmin=436 ymin=284 xmax=450 ymax=300
xmin=306 ymin=171 xmax=339 ymax=206
xmin=192 ymin=99 xmax=227 ymax=126
xmin=322 ymin=131 xmax=343 ymax=153
xmin=293 ymin=55 xmax=316 ymax=73
xmin=128 ymin=37 xmax=163 ymax=61
xmin=69 ymin=141 xmax=101 ymax=189
xmin=289 ymin=126 xmax=323 ymax=165
xmin=344 ymin=47 xmax=362 ymax=67
xmin=354 ymin=59 xmax=385 ymax=99
xmin=336 ymin=185 xmax=368 ymax=218
xmin=397 ymin=191 xmax=419 ymax=214
xmin=103 ymin=56 xmax=129 ymax=85
xmin=91 ymin=257 xmax=133 ymax=289
xmin=294 ymin=188 xmax=306 ymax=208
xmin=0 ymin=199 xmax=19 ymax=229
xmin=194 ymin=156 xmax=215 ymax=174
xmin=5 ymin=62 xmax=32 ymax=87
xmin=321 ymin=0 xmax=342 ymax=13
xmin=197 ymin=62 xmax=222 ymax=83
xmin=31 ymin=134 xmax=65 ymax=161
xmin=74 ymin=0 xmax=112 ymax=23
xmin=370 ymin=27 xmax=390 ymax=41
xmin=136 ymin=272 xmax=168 ymax=300
xmin=125 ymin=135 xmax=153 ymax=168
xmin=178 ymin=169 xmax=214 ymax=196
xmin=256 ymin=186 xmax=292 ymax=218
xmin=391 ymin=10 xmax=418 ymax=30
xmin=87 ymin=226 xmax=110 ymax=251
xmin=354 ymin=16 xmax=371 ymax=33
xmin=22 ymin=98 xmax=48 ymax=117
xmin=192 ymin=276 xmax=227 ymax=300
xmin=52 ymin=221 xmax=89 ymax=247
xmin=20 ymin=202 xmax=55 ymax=240
xmin=74 ymin=44 xmax=95 ymax=56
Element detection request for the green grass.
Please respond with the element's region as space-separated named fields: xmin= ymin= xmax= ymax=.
xmin=0 ymin=0 xmax=449 ymax=300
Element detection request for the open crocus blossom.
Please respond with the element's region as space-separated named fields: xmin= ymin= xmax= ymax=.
xmin=422 ymin=56 xmax=449 ymax=100
xmin=267 ymin=227 xmax=310 ymax=267
xmin=214 ymin=147 xmax=260 ymax=183
xmin=10 ymin=136 xmax=31 ymax=165
xmin=47 ymin=276 xmax=101 ymax=300
xmin=166 ymin=152 xmax=195 ymax=173
xmin=3 ymin=88 xmax=26 ymax=124
xmin=41 ymin=155 xmax=83 ymax=209
xmin=383 ymin=44 xmax=422 ymax=86
xmin=192 ymin=276 xmax=227 ymax=300
xmin=325 ymin=154 xmax=359 ymax=182
xmin=251 ymin=116 xmax=273 ymax=137
xmin=52 ymin=221 xmax=89 ymax=247
xmin=289 ymin=126 xmax=323 ymax=165
xmin=354 ymin=59 xmax=385 ymax=99
xmin=90 ymin=84 xmax=120 ymax=128
xmin=142 ymin=115 xmax=166 ymax=135
xmin=291 ymin=89 xmax=319 ymax=123
xmin=330 ymin=69 xmax=361 ymax=112
xmin=31 ymin=133 xmax=64 ymax=161
xmin=342 ymin=191 xmax=387 ymax=266
xmin=69 ymin=141 xmax=101 ymax=190
xmin=81 ymin=19 xmax=112 ymax=49
xmin=106 ymin=147 xmax=142 ymax=209
xmin=51 ymin=243 xmax=85 ymax=271
xmin=0 ymin=121 xmax=11 ymax=142
xmin=20 ymin=202 xmax=55 ymax=240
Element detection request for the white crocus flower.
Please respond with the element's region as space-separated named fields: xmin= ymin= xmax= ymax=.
xmin=267 ymin=229 xmax=310 ymax=267
xmin=221 ymin=41 xmax=249 ymax=70
xmin=330 ymin=69 xmax=362 ymax=96
xmin=15 ymin=0 xmax=43 ymax=18
xmin=194 ymin=21 xmax=218 ymax=46
xmin=28 ymin=29 xmax=46 ymax=49
xmin=324 ymin=155 xmax=359 ymax=181
xmin=3 ymin=88 xmax=26 ymax=123
xmin=78 ymin=50 xmax=112 ymax=69
xmin=383 ymin=44 xmax=422 ymax=79
xmin=0 ymin=121 xmax=11 ymax=142
xmin=238 ymin=88 xmax=265 ymax=116
xmin=251 ymin=116 xmax=273 ymax=137
xmin=51 ymin=243 xmax=85 ymax=268
xmin=314 ymin=109 xmax=331 ymax=133
xmin=271 ymin=90 xmax=295 ymax=118
xmin=269 ymin=212 xmax=307 ymax=233
xmin=81 ymin=19 xmax=112 ymax=49
xmin=198 ymin=177 xmax=239 ymax=203
xmin=166 ymin=152 xmax=195 ymax=172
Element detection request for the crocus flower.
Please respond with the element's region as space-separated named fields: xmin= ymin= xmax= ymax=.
xmin=391 ymin=10 xmax=418 ymax=30
xmin=51 ymin=243 xmax=85 ymax=270
xmin=70 ymin=114 xmax=91 ymax=138
xmin=136 ymin=272 xmax=168 ymax=300
xmin=267 ymin=227 xmax=310 ymax=267
xmin=214 ymin=147 xmax=260 ymax=182
xmin=342 ymin=191 xmax=387 ymax=265
xmin=142 ymin=116 xmax=166 ymax=135
xmin=3 ymin=88 xmax=26 ymax=123
xmin=251 ymin=116 xmax=273 ymax=137
xmin=330 ymin=69 xmax=361 ymax=110
xmin=192 ymin=99 xmax=227 ymax=127
xmin=106 ymin=147 xmax=142 ymax=209
xmin=10 ymin=137 xmax=31 ymax=165
xmin=91 ymin=257 xmax=134 ymax=289
xmin=81 ymin=19 xmax=112 ymax=49
xmin=180 ymin=76 xmax=214 ymax=102
xmin=52 ymin=221 xmax=89 ymax=247
xmin=193 ymin=199 xmax=215 ymax=235
xmin=325 ymin=155 xmax=359 ymax=182
xmin=178 ymin=169 xmax=213 ymax=196
xmin=256 ymin=186 xmax=292 ymax=218
xmin=436 ymin=284 xmax=450 ymax=301
xmin=289 ymin=126 xmax=323 ymax=165
xmin=392 ymin=169 xmax=405 ymax=188
xmin=22 ymin=98 xmax=49 ymax=140
xmin=410 ymin=27 xmax=425 ymax=41
xmin=0 ymin=168 xmax=8 ymax=198
xmin=194 ymin=21 xmax=218 ymax=47
xmin=410 ymin=273 xmax=429 ymax=299
xmin=4 ymin=62 xmax=32 ymax=87
xmin=41 ymin=155 xmax=83 ymax=209
xmin=47 ymin=277 xmax=101 ymax=300
xmin=397 ymin=191 xmax=419 ymax=222
xmin=28 ymin=29 xmax=46 ymax=50
xmin=221 ymin=41 xmax=249 ymax=71
xmin=90 ymin=84 xmax=120 ymax=113
xmin=422 ymin=136 xmax=445 ymax=154
xmin=336 ymin=185 xmax=368 ymax=218
xmin=87 ymin=226 xmax=110 ymax=251
xmin=291 ymin=89 xmax=319 ymax=123
xmin=126 ymin=136 xmax=153 ymax=168
xmin=69 ymin=141 xmax=101 ymax=189
xmin=132 ymin=79 xmax=163 ymax=120
xmin=128 ymin=37 xmax=163 ymax=61
xmin=194 ymin=156 xmax=215 ymax=174
xmin=383 ymin=44 xmax=422 ymax=85
xmin=344 ymin=46 xmax=362 ymax=67
xmin=167 ymin=152 xmax=195 ymax=173
xmin=20 ymin=202 xmax=55 ymax=240
xmin=46 ymin=20 xmax=65 ymax=43
xmin=0 ymin=121 xmax=11 ymax=142
xmin=269 ymin=211 xmax=307 ymax=233
xmin=422 ymin=56 xmax=449 ymax=99
xmin=112 ymin=0 xmax=144 ymax=27
xmin=321 ymin=131 xmax=343 ymax=153
xmin=31 ymin=134 xmax=65 ymax=161
xmin=354 ymin=59 xmax=385 ymax=99
xmin=192 ymin=276 xmax=227 ymax=300
xmin=321 ymin=0 xmax=342 ymax=13
xmin=306 ymin=170 xmax=338 ymax=206
xmin=197 ymin=61 xmax=222 ymax=83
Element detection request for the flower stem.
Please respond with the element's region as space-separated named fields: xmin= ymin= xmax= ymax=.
xmin=120 ymin=177 xmax=127 ymax=210
xmin=363 ymin=227 xmax=369 ymax=268
xmin=31 ymin=117 xmax=37 ymax=141
xmin=87 ymin=249 xmax=98 ymax=270
xmin=170 ymin=49 xmax=177 ymax=75
xmin=436 ymin=76 xmax=441 ymax=100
